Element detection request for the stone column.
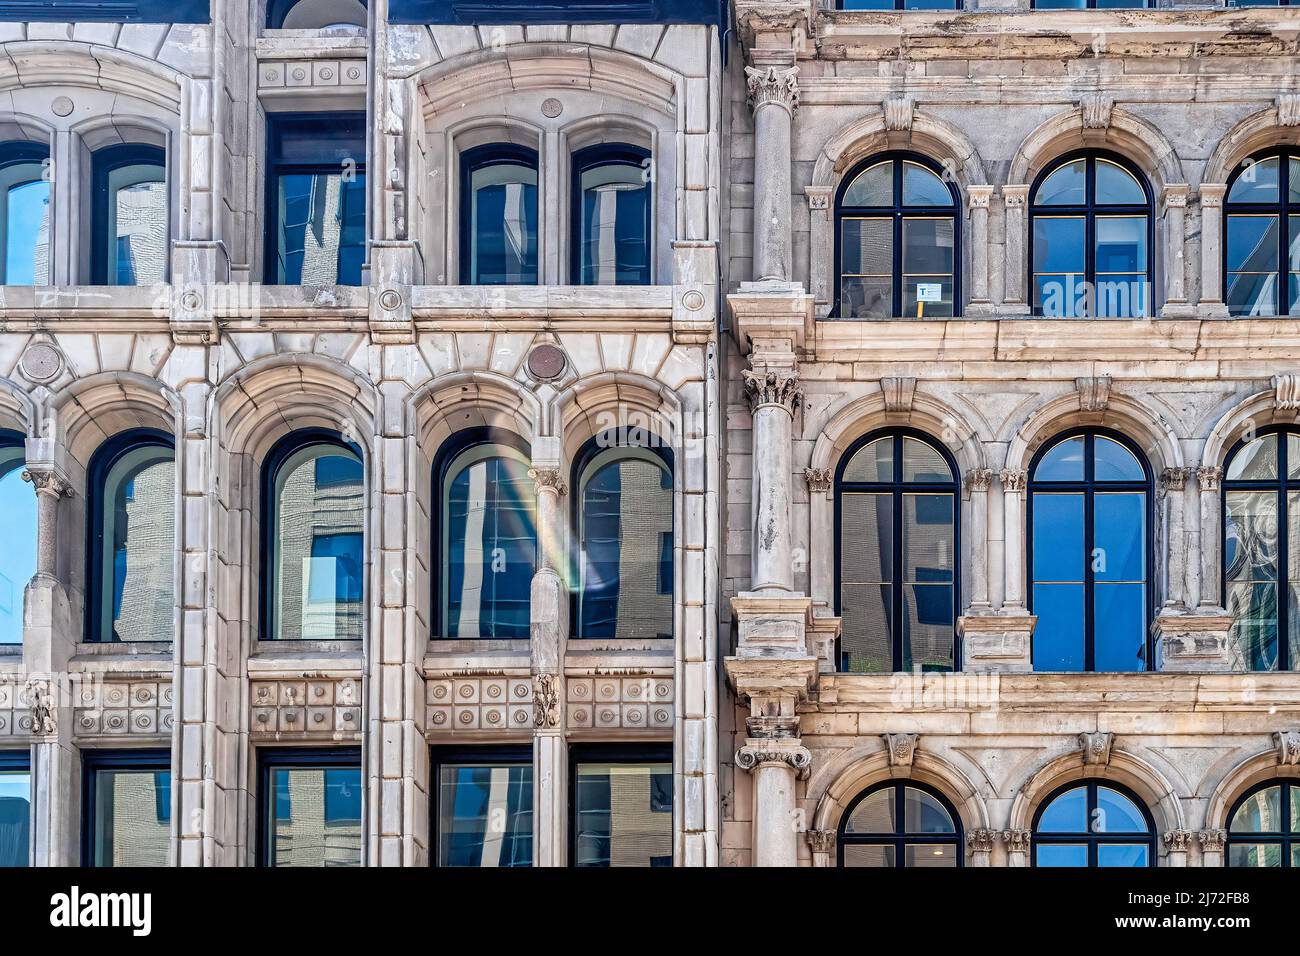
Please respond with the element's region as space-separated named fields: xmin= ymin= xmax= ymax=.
xmin=746 ymin=63 xmax=798 ymax=282
xmin=967 ymin=186 xmax=995 ymax=313
xmin=1001 ymin=186 xmax=1030 ymax=313
xmin=1000 ymin=470 xmax=1027 ymax=609
xmin=1002 ymin=828 xmax=1031 ymax=867
xmin=804 ymin=187 xmax=834 ymax=314
xmin=1162 ymin=467 xmax=1190 ymax=609
xmin=967 ymin=829 xmax=995 ymax=867
xmin=1198 ymin=185 xmax=1228 ymax=316
xmin=528 ymin=460 xmax=568 ymax=867
xmin=1159 ymin=185 xmax=1191 ymax=316
xmin=736 ymin=737 xmax=811 ymax=867
xmin=744 ymin=369 xmax=802 ymax=593
xmin=965 ymin=469 xmax=993 ymax=611
xmin=1198 ymin=829 xmax=1226 ymax=867
xmin=1164 ymin=829 xmax=1192 ymax=867
xmin=1196 ymin=466 xmax=1222 ymax=609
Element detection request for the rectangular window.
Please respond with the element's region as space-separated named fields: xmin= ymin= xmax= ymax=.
xmin=81 ymin=749 xmax=171 ymax=867
xmin=0 ymin=750 xmax=30 ymax=867
xmin=432 ymin=747 xmax=533 ymax=867
xmin=0 ymin=0 xmax=209 ymax=22
xmin=257 ymin=748 xmax=362 ymax=867
xmin=265 ymin=113 xmax=366 ymax=287
xmin=571 ymin=745 xmax=672 ymax=867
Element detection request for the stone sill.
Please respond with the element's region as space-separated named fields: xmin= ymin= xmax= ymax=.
xmin=248 ymin=642 xmax=363 ymax=677
xmin=565 ymin=639 xmax=675 ymax=673
xmin=256 ymin=31 xmax=367 ymax=61
xmin=424 ymin=640 xmax=531 ymax=676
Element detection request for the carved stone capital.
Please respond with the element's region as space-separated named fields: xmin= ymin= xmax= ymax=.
xmin=735 ymin=743 xmax=812 ymax=779
xmin=1196 ymin=466 xmax=1223 ymax=492
xmin=528 ymin=468 xmax=567 ymax=497
xmin=1198 ymin=828 xmax=1226 ymax=853
xmin=1274 ymin=730 xmax=1300 ymax=765
xmin=967 ymin=828 xmax=996 ymax=854
xmin=1160 ymin=467 xmax=1190 ymax=492
xmin=745 ymin=65 xmax=799 ymax=114
xmin=964 ymin=468 xmax=994 ymax=493
xmin=884 ymin=732 xmax=919 ymax=768
xmin=1079 ymin=731 xmax=1114 ymax=766
xmin=1076 ymin=374 xmax=1112 ymax=412
xmin=1163 ymin=829 xmax=1193 ymax=853
xmin=1079 ymin=92 xmax=1114 ymax=130
xmin=1198 ymin=184 xmax=1227 ymax=209
xmin=532 ymin=673 xmax=561 ymax=729
xmin=1002 ymin=185 xmax=1029 ymax=209
xmin=1000 ymin=469 xmax=1027 ymax=493
xmin=805 ymin=185 xmax=833 ymax=212
xmin=806 ymin=828 xmax=836 ymax=854
xmin=1001 ymin=828 xmax=1032 ymax=854
xmin=968 ymin=185 xmax=994 ymax=210
xmin=743 ymin=368 xmax=803 ymax=414
xmin=804 ymin=467 xmax=833 ymax=494
xmin=22 ymin=468 xmax=74 ymax=499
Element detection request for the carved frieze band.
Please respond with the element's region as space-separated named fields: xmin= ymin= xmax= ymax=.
xmin=252 ymin=678 xmax=360 ymax=738
xmin=567 ymin=676 xmax=674 ymax=732
xmin=75 ymin=680 xmax=174 ymax=738
xmin=428 ymin=677 xmax=535 ymax=733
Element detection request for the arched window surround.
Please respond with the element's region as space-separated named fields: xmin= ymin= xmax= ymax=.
xmin=259 ymin=428 xmax=366 ymax=643
xmin=1026 ymin=427 xmax=1155 ymax=672
xmin=1223 ymin=147 xmax=1300 ymax=318
xmin=833 ymin=427 xmax=961 ymax=674
xmin=568 ymin=143 xmax=652 ymax=287
xmin=458 ymin=143 xmax=540 ymax=287
xmin=90 ymin=143 xmax=168 ymax=286
xmin=1028 ymin=149 xmax=1155 ymax=318
xmin=833 ymin=150 xmax=962 ymax=320
xmin=85 ymin=428 xmax=176 ymax=644
xmin=568 ymin=428 xmax=675 ymax=642
xmin=1225 ymin=779 xmax=1300 ymax=867
xmin=431 ymin=426 xmax=534 ymax=640
xmin=1031 ymin=780 xmax=1156 ymax=868
xmin=835 ymin=780 xmax=964 ymax=868
xmin=1221 ymin=424 xmax=1300 ymax=671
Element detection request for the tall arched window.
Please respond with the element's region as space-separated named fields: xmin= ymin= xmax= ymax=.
xmin=572 ymin=433 xmax=673 ymax=640
xmin=267 ymin=0 xmax=366 ymax=28
xmin=92 ymin=145 xmax=167 ymax=286
xmin=1033 ymin=781 xmax=1155 ymax=867
xmin=571 ymin=144 xmax=651 ymax=286
xmin=0 ymin=430 xmax=35 ymax=645
xmin=1224 ymin=149 xmax=1300 ymax=317
xmin=461 ymin=144 xmax=538 ymax=286
xmin=1226 ymin=780 xmax=1300 ymax=867
xmin=1030 ymin=151 xmax=1152 ymax=318
xmin=436 ymin=430 xmax=536 ymax=639
xmin=1029 ymin=429 xmax=1151 ymax=672
xmin=86 ymin=430 xmax=175 ymax=643
xmin=0 ymin=142 xmax=50 ymax=286
xmin=837 ymin=781 xmax=962 ymax=868
xmin=1223 ymin=427 xmax=1300 ymax=671
xmin=835 ymin=429 xmax=958 ymax=673
xmin=835 ymin=152 xmax=959 ymax=319
xmin=263 ymin=431 xmax=364 ymax=641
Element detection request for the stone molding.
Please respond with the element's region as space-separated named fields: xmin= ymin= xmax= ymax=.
xmin=567 ymin=675 xmax=674 ymax=733
xmin=75 ymin=679 xmax=174 ymax=739
xmin=428 ymin=677 xmax=535 ymax=734
xmin=252 ymin=678 xmax=361 ymax=738
xmin=1153 ymin=612 xmax=1234 ymax=672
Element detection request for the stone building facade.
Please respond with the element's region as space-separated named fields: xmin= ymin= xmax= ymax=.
xmin=0 ymin=0 xmax=1299 ymax=869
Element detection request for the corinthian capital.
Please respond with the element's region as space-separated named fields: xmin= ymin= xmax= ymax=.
xmin=528 ymin=468 xmax=567 ymax=497
xmin=22 ymin=468 xmax=73 ymax=499
xmin=745 ymin=65 xmax=799 ymax=114
xmin=1196 ymin=466 xmax=1222 ymax=492
xmin=735 ymin=743 xmax=812 ymax=779
xmin=743 ymin=369 xmax=803 ymax=414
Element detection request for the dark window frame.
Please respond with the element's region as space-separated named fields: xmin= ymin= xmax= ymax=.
xmin=263 ymin=111 xmax=367 ymax=287
xmin=1028 ymin=149 xmax=1155 ymax=318
xmin=1221 ymin=424 xmax=1300 ymax=670
xmin=1225 ymin=779 xmax=1299 ymax=867
xmin=458 ymin=143 xmax=540 ymax=286
xmin=569 ymin=143 xmax=652 ymax=286
xmin=431 ymin=426 xmax=533 ymax=639
xmin=833 ymin=150 xmax=962 ymax=320
xmin=1026 ymin=427 xmax=1155 ymax=672
xmin=568 ymin=428 xmax=675 ymax=640
xmin=80 ymin=747 xmax=171 ymax=867
xmin=836 ymin=779 xmax=963 ymax=867
xmin=568 ymin=743 xmax=673 ymax=868
xmin=85 ymin=428 xmax=175 ymax=644
xmin=0 ymin=1 xmax=209 ymax=22
xmin=1223 ymin=147 xmax=1299 ymax=318
xmin=259 ymin=428 xmax=364 ymax=643
xmin=90 ymin=143 xmax=167 ymax=285
xmin=1030 ymin=780 xmax=1156 ymax=867
xmin=833 ymin=427 xmax=961 ymax=673
xmin=255 ymin=746 xmax=362 ymax=867
xmin=429 ymin=744 xmax=533 ymax=868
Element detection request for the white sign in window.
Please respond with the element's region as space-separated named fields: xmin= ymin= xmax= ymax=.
xmin=916 ymin=283 xmax=943 ymax=303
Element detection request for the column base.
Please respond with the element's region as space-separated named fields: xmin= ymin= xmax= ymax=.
xmin=1154 ymin=610 xmax=1235 ymax=672
xmin=958 ymin=612 xmax=1035 ymax=672
xmin=730 ymin=591 xmax=814 ymax=659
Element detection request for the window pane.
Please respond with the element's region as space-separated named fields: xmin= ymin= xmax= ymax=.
xmin=267 ymin=766 xmax=362 ymax=867
xmin=902 ymin=493 xmax=954 ymax=671
xmin=1097 ymin=843 xmax=1148 ymax=867
xmin=1225 ymin=491 xmax=1280 ymax=671
xmin=437 ymin=763 xmax=533 ymax=867
xmin=902 ymin=218 xmax=954 ymax=318
xmin=276 ymin=171 xmax=366 ymax=286
xmin=578 ymin=456 xmax=673 ymax=640
xmin=1292 ymin=158 xmax=1300 ymax=204
xmin=1036 ymin=273 xmax=1089 ymax=318
xmin=842 ymin=844 xmax=894 ymax=866
xmin=1226 ymin=581 xmax=1279 ymax=672
xmin=1095 ymin=216 xmax=1146 ymax=273
xmin=1096 ymin=787 xmax=1147 ymax=833
xmin=97 ymin=152 xmax=168 ymax=287
xmin=1094 ymin=492 xmax=1144 ymax=581
xmin=0 ymin=448 xmax=36 ymax=644
xmin=1095 ymin=160 xmax=1146 ymax=205
xmin=1094 ymin=436 xmax=1145 ymax=481
xmin=1231 ymin=786 xmax=1282 ymax=833
xmin=1228 ymin=843 xmax=1282 ymax=867
xmin=1034 ymin=436 xmax=1085 ymax=481
xmin=92 ymin=768 xmax=170 ymax=867
xmin=904 ymin=843 xmax=958 ymax=867
xmin=1095 ymin=275 xmax=1147 ymax=318
xmin=1227 ymin=215 xmax=1280 ymax=274
xmin=101 ymin=445 xmax=175 ymax=643
xmin=1227 ymin=157 xmax=1280 ymax=203
xmin=578 ymin=160 xmax=649 ymax=285
xmin=840 ymin=493 xmax=893 ymax=673
xmin=843 ymin=437 xmax=893 ymax=482
xmin=573 ymin=762 xmax=672 ymax=867
xmin=1035 ymin=160 xmax=1086 ymax=206
xmin=5 ymin=176 xmax=49 ymax=285
xmin=1036 ymin=843 xmax=1087 ymax=866
xmin=1227 ymin=271 xmax=1279 ymax=318
xmin=1227 ymin=434 xmax=1277 ymax=480
xmin=0 ymin=770 xmax=29 ymax=866
xmin=1032 ymin=492 xmax=1084 ymax=581
xmin=841 ymin=218 xmax=893 ymax=318
xmin=902 ymin=162 xmax=952 ymax=207
xmin=841 ymin=276 xmax=893 ymax=319
xmin=902 ymin=437 xmax=952 ymax=482
xmin=1033 ymin=583 xmax=1085 ymax=670
xmin=274 ymin=445 xmax=364 ymax=641
xmin=903 ymin=787 xmax=955 ymax=833
xmin=1093 ymin=582 xmax=1146 ymax=671
xmin=1033 ymin=217 xmax=1085 ymax=273
xmin=471 ymin=161 xmax=538 ymax=285
xmin=845 ymin=787 xmax=894 ymax=833
xmin=1037 ymin=786 xmax=1087 ymax=832
xmin=842 ymin=161 xmax=891 ymax=207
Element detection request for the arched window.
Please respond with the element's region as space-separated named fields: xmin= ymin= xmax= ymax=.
xmin=86 ymin=430 xmax=175 ymax=643
xmin=461 ymin=145 xmax=539 ymax=286
xmin=838 ymin=781 xmax=962 ymax=868
xmin=436 ymin=430 xmax=536 ymax=639
xmin=1224 ymin=149 xmax=1300 ymax=317
xmin=92 ymin=145 xmax=167 ymax=286
xmin=1223 ymin=427 xmax=1300 ymax=671
xmin=572 ymin=433 xmax=673 ymax=640
xmin=263 ymin=431 xmax=364 ymax=641
xmin=0 ymin=430 xmax=35 ymax=645
xmin=1033 ymin=781 xmax=1155 ymax=867
xmin=267 ymin=0 xmax=366 ymax=28
xmin=1030 ymin=151 xmax=1152 ymax=318
xmin=571 ymin=144 xmax=651 ymax=286
xmin=835 ymin=429 xmax=958 ymax=673
xmin=1029 ymin=429 xmax=1151 ymax=672
xmin=835 ymin=152 xmax=959 ymax=319
xmin=1226 ymin=780 xmax=1300 ymax=867
xmin=0 ymin=142 xmax=50 ymax=286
